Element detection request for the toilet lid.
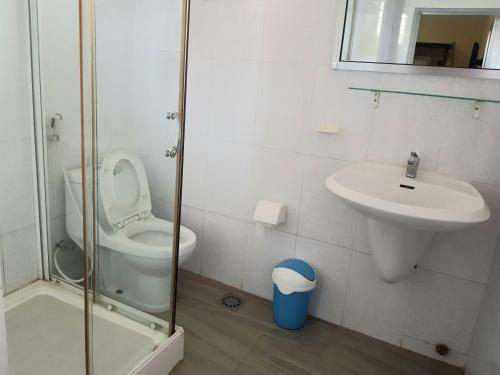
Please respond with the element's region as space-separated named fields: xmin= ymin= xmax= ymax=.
xmin=100 ymin=149 xmax=151 ymax=230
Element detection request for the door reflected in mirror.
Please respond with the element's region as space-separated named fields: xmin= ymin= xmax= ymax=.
xmin=341 ymin=0 xmax=500 ymax=70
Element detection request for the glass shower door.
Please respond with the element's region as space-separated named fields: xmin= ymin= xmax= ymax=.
xmin=2 ymin=0 xmax=95 ymax=374
xmin=2 ymin=0 xmax=188 ymax=372
xmin=90 ymin=0 xmax=188 ymax=372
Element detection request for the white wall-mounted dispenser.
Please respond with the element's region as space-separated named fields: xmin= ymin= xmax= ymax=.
xmin=254 ymin=200 xmax=286 ymax=227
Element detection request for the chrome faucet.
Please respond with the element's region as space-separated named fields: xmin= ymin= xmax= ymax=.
xmin=406 ymin=152 xmax=420 ymax=178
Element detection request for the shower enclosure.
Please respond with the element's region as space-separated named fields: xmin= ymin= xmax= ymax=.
xmin=1 ymin=0 xmax=190 ymax=373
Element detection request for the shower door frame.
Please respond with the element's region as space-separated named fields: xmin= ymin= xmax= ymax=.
xmin=84 ymin=0 xmax=191 ymax=337
xmin=168 ymin=0 xmax=191 ymax=336
xmin=27 ymin=0 xmax=50 ymax=286
xmin=27 ymin=0 xmax=192 ymax=371
xmin=27 ymin=0 xmax=96 ymax=372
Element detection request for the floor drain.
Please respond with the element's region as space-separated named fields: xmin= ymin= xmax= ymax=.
xmin=221 ymin=295 xmax=243 ymax=310
xmin=115 ymin=289 xmax=123 ymax=295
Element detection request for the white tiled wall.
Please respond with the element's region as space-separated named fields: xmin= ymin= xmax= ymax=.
xmin=467 ymin=243 xmax=500 ymax=374
xmin=181 ymin=0 xmax=500 ymax=367
xmin=0 ymin=0 xmax=39 ymax=294
xmin=343 ymin=251 xmax=414 ymax=345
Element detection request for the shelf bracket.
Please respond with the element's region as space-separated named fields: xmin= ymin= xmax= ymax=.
xmin=473 ymin=101 xmax=481 ymax=120
xmin=373 ymin=91 xmax=381 ymax=109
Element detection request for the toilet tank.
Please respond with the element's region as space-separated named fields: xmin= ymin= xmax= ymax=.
xmin=65 ymin=167 xmax=89 ymax=244
xmin=65 ymin=165 xmax=109 ymax=246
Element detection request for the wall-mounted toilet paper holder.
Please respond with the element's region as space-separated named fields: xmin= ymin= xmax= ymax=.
xmin=254 ymin=200 xmax=286 ymax=227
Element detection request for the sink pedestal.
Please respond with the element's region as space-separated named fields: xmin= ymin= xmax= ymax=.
xmin=367 ymin=219 xmax=434 ymax=283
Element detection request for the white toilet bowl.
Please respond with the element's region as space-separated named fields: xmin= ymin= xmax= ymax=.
xmin=65 ymin=148 xmax=196 ymax=313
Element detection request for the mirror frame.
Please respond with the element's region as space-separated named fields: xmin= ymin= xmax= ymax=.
xmin=332 ymin=0 xmax=500 ymax=79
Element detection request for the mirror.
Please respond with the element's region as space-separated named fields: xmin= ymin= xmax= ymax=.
xmin=340 ymin=0 xmax=500 ymax=70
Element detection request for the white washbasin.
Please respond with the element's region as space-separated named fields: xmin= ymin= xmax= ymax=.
xmin=326 ymin=161 xmax=490 ymax=283
xmin=326 ymin=161 xmax=490 ymax=231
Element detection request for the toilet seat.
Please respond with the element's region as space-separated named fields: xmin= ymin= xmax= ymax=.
xmin=99 ymin=216 xmax=196 ymax=260
xmin=98 ymin=148 xmax=196 ymax=260
xmin=100 ymin=148 xmax=152 ymax=230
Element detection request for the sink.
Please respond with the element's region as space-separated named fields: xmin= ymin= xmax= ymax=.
xmin=326 ymin=161 xmax=490 ymax=283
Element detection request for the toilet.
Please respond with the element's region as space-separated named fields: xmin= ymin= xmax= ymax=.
xmin=65 ymin=148 xmax=196 ymax=313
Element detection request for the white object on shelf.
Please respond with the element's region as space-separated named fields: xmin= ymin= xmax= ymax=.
xmin=316 ymin=126 xmax=342 ymax=134
xmin=254 ymin=200 xmax=286 ymax=227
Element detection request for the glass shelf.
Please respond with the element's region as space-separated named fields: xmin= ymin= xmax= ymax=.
xmin=348 ymin=87 xmax=500 ymax=104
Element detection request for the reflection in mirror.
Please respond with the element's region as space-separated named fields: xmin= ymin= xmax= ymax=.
xmin=414 ymin=15 xmax=495 ymax=68
xmin=341 ymin=0 xmax=500 ymax=70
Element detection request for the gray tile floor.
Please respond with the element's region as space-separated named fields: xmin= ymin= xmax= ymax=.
xmin=171 ymin=270 xmax=464 ymax=375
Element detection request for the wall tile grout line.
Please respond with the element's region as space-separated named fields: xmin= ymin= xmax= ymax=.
xmin=339 ymin=247 xmax=354 ymax=328
xmin=401 ymin=268 xmax=419 ymax=346
xmin=0 ymin=223 xmax=36 ymax=239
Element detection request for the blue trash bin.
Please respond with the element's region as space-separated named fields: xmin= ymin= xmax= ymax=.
xmin=272 ymin=259 xmax=316 ymax=330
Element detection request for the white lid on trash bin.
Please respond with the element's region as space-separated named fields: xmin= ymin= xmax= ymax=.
xmin=272 ymin=259 xmax=316 ymax=295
